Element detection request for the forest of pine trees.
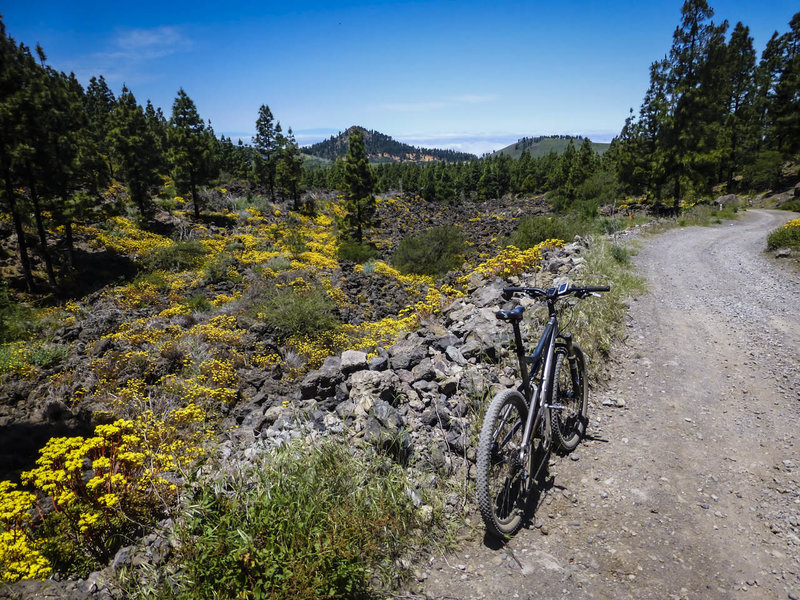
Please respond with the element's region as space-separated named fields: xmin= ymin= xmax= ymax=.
xmin=1 ymin=1 xmax=799 ymax=295
xmin=612 ymin=0 xmax=800 ymax=211
xmin=0 ymin=16 xmax=304 ymax=293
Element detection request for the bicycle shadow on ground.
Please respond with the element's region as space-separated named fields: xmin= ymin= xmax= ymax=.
xmin=481 ymin=460 xmax=556 ymax=550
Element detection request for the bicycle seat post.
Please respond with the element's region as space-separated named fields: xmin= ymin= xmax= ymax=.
xmin=509 ymin=319 xmax=533 ymax=401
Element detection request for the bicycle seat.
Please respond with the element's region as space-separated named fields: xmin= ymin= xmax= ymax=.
xmin=495 ymin=305 xmax=524 ymax=322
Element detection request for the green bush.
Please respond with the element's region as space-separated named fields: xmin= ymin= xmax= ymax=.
xmin=203 ymin=252 xmax=238 ymax=283
xmin=767 ymin=221 xmax=800 ymax=250
xmin=392 ymin=225 xmax=465 ymax=276
xmin=265 ymin=255 xmax=292 ymax=272
xmin=29 ymin=343 xmax=69 ymax=369
xmin=133 ymin=270 xmax=170 ymax=290
xmin=779 ymin=199 xmax=800 ymax=213
xmin=0 ymin=281 xmax=34 ymax=343
xmin=509 ymin=215 xmax=588 ymax=250
xmin=163 ymin=442 xmax=421 ymax=599
xmin=609 ymin=244 xmax=632 ymax=266
xmin=184 ymin=294 xmax=212 ymax=313
xmin=142 ymin=240 xmax=208 ymax=272
xmin=337 ymin=240 xmax=380 ymax=264
xmin=256 ymin=285 xmax=340 ymax=340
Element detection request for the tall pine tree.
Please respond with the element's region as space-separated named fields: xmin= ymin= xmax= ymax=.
xmin=167 ymin=88 xmax=213 ymax=219
xmin=343 ymin=128 xmax=375 ymax=244
xmin=108 ymin=87 xmax=162 ymax=217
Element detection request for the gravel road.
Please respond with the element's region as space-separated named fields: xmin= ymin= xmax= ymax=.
xmin=417 ymin=209 xmax=800 ymax=600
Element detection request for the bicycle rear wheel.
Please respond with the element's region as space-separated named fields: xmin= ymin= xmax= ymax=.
xmin=551 ymin=343 xmax=588 ymax=453
xmin=476 ymin=389 xmax=529 ymax=538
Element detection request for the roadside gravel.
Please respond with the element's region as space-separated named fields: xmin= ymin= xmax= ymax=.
xmin=416 ymin=208 xmax=800 ymax=600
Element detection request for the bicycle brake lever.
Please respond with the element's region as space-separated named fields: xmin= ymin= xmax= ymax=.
xmin=590 ymin=292 xmax=601 ymax=298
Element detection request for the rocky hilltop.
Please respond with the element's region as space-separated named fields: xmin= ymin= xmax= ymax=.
xmin=303 ymin=126 xmax=477 ymax=163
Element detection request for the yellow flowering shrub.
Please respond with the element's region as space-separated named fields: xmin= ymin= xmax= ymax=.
xmin=4 ymin=405 xmax=210 ymax=576
xmin=0 ymin=343 xmax=37 ymax=380
xmin=0 ymin=482 xmax=51 ymax=582
xmin=75 ymin=217 xmax=173 ymax=258
xmin=467 ymin=239 xmax=564 ymax=280
xmin=767 ymin=217 xmax=800 ymax=250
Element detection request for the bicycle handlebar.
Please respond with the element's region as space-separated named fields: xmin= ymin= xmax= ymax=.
xmin=502 ymin=284 xmax=610 ymax=302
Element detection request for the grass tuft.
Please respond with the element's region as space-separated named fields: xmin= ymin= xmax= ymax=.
xmin=560 ymin=239 xmax=646 ymax=360
xmin=127 ymin=441 xmax=434 ymax=599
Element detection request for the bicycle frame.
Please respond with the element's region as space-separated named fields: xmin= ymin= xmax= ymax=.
xmin=508 ymin=301 xmax=574 ymax=473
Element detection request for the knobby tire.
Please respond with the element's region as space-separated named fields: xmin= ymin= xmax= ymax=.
xmin=476 ymin=389 xmax=529 ymax=538
xmin=551 ymin=342 xmax=588 ymax=453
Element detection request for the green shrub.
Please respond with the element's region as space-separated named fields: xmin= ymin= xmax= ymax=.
xmin=779 ymin=199 xmax=800 ymax=213
xmin=265 ymin=255 xmax=292 ymax=273
xmin=29 ymin=343 xmax=69 ymax=369
xmin=0 ymin=281 xmax=34 ymax=343
xmin=609 ymin=244 xmax=632 ymax=265
xmin=164 ymin=442 xmax=422 ymax=599
xmin=361 ymin=259 xmax=378 ymax=275
xmin=142 ymin=240 xmax=208 ymax=272
xmin=338 ymin=240 xmax=380 ymax=264
xmin=203 ymin=252 xmax=238 ymax=282
xmin=133 ymin=270 xmax=170 ymax=289
xmin=392 ymin=225 xmax=465 ymax=276
xmin=256 ymin=285 xmax=340 ymax=340
xmin=184 ymin=294 xmax=212 ymax=313
xmin=509 ymin=215 xmax=587 ymax=250
xmin=767 ymin=219 xmax=800 ymax=250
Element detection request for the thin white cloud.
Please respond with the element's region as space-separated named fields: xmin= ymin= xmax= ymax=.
xmin=62 ymin=25 xmax=191 ymax=88
xmin=108 ymin=26 xmax=191 ymax=60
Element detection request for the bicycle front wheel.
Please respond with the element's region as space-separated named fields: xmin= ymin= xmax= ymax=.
xmin=551 ymin=343 xmax=588 ymax=453
xmin=476 ymin=389 xmax=529 ymax=538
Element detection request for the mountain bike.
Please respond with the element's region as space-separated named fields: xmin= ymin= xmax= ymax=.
xmin=476 ymin=283 xmax=609 ymax=538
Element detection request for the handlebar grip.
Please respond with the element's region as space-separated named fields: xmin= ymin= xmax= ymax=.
xmin=582 ymin=286 xmax=610 ymax=292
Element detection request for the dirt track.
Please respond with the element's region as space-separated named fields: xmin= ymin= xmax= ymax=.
xmin=418 ymin=209 xmax=800 ymax=600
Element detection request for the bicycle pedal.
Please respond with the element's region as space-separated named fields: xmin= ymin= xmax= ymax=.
xmin=549 ymin=404 xmax=565 ymax=411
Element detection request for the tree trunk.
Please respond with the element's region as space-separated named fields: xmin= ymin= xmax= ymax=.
xmin=4 ymin=176 xmax=35 ymax=292
xmin=61 ymin=186 xmax=76 ymax=269
xmin=65 ymin=220 xmax=75 ymax=269
xmin=29 ymin=178 xmax=57 ymax=288
xmin=191 ymin=177 xmax=200 ymax=220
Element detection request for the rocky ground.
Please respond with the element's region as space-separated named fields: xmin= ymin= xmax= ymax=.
xmin=3 ymin=200 xmax=798 ymax=598
xmin=416 ymin=208 xmax=800 ymax=600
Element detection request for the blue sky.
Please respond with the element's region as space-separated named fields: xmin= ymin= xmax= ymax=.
xmin=2 ymin=1 xmax=798 ymax=155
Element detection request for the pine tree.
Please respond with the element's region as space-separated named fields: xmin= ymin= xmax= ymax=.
xmin=771 ymin=12 xmax=800 ymax=155
xmin=276 ymin=127 xmax=304 ymax=210
xmin=722 ymin=22 xmax=758 ymax=186
xmin=84 ymin=75 xmax=116 ymax=189
xmin=254 ymin=104 xmax=280 ymax=198
xmin=342 ymin=128 xmax=375 ymax=243
xmin=108 ymin=86 xmax=162 ymax=217
xmin=0 ymin=18 xmax=35 ymax=290
xmin=167 ymin=88 xmax=213 ymax=219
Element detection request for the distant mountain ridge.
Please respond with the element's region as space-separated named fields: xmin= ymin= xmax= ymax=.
xmin=302 ymin=126 xmax=477 ymax=163
xmin=494 ymin=135 xmax=611 ymax=159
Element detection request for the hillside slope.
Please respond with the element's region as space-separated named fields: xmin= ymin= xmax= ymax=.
xmin=494 ymin=135 xmax=611 ymax=159
xmin=303 ymin=126 xmax=477 ymax=163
